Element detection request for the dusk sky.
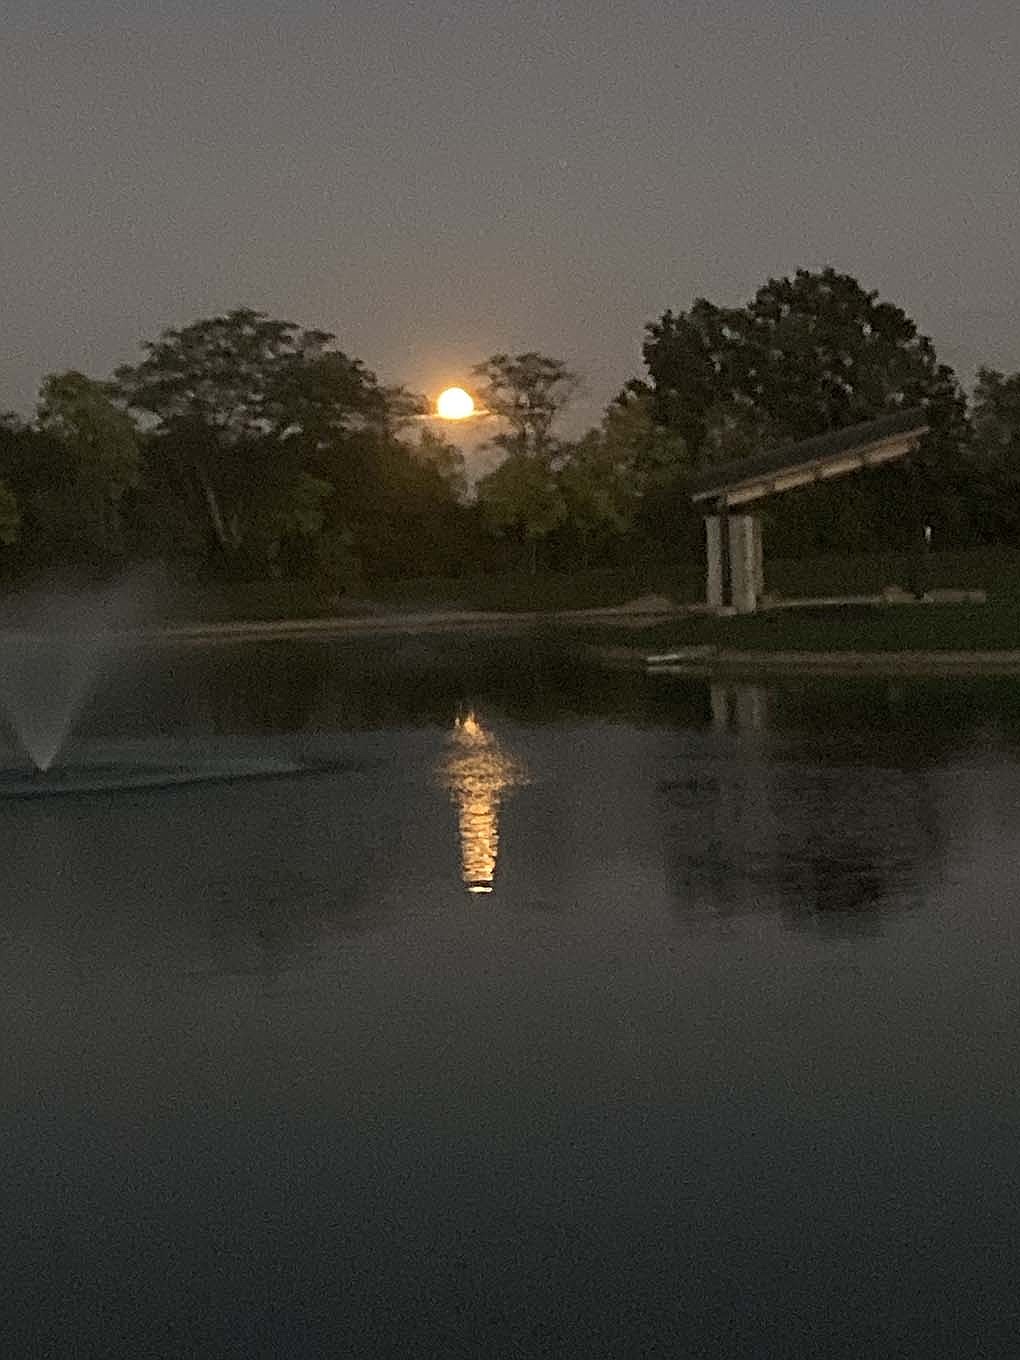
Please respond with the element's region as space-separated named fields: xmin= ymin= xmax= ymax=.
xmin=4 ymin=0 xmax=1018 ymax=433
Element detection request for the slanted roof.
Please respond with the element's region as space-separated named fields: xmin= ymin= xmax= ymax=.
xmin=689 ymin=407 xmax=930 ymax=507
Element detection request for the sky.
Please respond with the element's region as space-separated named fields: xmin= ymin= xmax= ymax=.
xmin=3 ymin=0 xmax=1019 ymax=440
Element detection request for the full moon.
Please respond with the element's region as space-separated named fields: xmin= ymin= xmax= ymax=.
xmin=436 ymin=387 xmax=475 ymax=420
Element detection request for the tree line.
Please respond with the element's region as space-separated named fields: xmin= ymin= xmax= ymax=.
xmin=2 ymin=270 xmax=1019 ymax=592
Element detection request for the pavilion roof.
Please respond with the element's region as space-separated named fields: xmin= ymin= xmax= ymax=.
xmin=689 ymin=407 xmax=929 ymax=507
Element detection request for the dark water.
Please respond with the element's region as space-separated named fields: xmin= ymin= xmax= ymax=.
xmin=3 ymin=634 xmax=1020 ymax=1357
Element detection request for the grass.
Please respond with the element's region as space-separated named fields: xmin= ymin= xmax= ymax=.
xmin=362 ymin=566 xmax=704 ymax=613
xmin=365 ymin=547 xmax=1020 ymax=616
xmin=161 ymin=566 xmax=703 ymax=623
xmin=159 ymin=547 xmax=1020 ymax=650
xmin=766 ymin=546 xmax=1020 ymax=601
xmin=583 ymin=600 xmax=1020 ymax=655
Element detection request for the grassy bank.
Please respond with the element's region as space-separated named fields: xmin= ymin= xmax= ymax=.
xmin=157 ymin=546 xmax=1020 ymax=626
xmin=584 ymin=600 xmax=1020 ymax=655
xmin=766 ymin=546 xmax=1020 ymax=601
xmin=362 ymin=566 xmax=702 ymax=613
xmin=367 ymin=547 xmax=1020 ymax=615
xmin=161 ymin=566 xmax=702 ymax=623
xmin=367 ymin=548 xmax=1020 ymax=613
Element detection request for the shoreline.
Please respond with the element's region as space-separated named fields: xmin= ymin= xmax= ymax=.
xmin=8 ymin=601 xmax=1020 ymax=674
xmin=127 ymin=600 xmax=691 ymax=645
xmin=640 ymin=648 xmax=1020 ymax=678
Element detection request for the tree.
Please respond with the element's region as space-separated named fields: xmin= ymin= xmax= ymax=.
xmin=0 ymin=376 xmax=139 ymax=573
xmin=637 ymin=268 xmax=971 ymax=550
xmin=641 ymin=269 xmax=964 ymax=448
xmin=472 ymin=352 xmax=580 ymax=460
xmin=632 ymin=297 xmax=733 ymax=467
xmin=588 ymin=389 xmax=706 ymax=563
xmin=551 ymin=392 xmax=693 ymax=567
xmin=35 ymin=371 xmax=141 ymax=559
xmin=476 ymin=452 xmax=566 ymax=574
xmin=557 ymin=430 xmax=634 ymax=558
xmin=600 ymin=390 xmax=691 ymax=491
xmin=0 ymin=480 xmax=19 ymax=547
xmin=412 ymin=425 xmax=467 ymax=502
xmin=970 ymin=369 xmax=1020 ymax=543
xmin=114 ymin=309 xmax=391 ymax=578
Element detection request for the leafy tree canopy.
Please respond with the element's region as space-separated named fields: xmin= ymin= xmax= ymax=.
xmin=472 ymin=352 xmax=580 ymax=460
xmin=476 ymin=451 xmax=566 ymax=573
xmin=37 ymin=370 xmax=140 ymax=497
xmin=639 ymin=268 xmax=964 ymax=460
xmin=637 ymin=268 xmax=972 ymax=548
xmin=970 ymin=368 xmax=1020 ymax=542
xmin=113 ymin=309 xmax=397 ymax=574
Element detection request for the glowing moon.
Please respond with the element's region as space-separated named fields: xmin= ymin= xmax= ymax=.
xmin=436 ymin=387 xmax=475 ymax=420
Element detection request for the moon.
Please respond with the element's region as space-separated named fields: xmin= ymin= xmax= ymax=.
xmin=436 ymin=387 xmax=475 ymax=420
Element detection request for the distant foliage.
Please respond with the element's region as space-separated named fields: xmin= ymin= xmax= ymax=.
xmin=112 ymin=308 xmax=468 ymax=585
xmin=2 ymin=274 xmax=1019 ymax=590
xmin=0 ymin=480 xmax=19 ymax=546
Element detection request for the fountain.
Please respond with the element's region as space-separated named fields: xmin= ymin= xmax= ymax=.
xmin=0 ymin=574 xmax=311 ymax=798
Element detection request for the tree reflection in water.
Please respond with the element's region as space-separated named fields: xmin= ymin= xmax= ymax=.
xmin=662 ymin=683 xmax=943 ymax=936
xmin=436 ymin=711 xmax=528 ymax=894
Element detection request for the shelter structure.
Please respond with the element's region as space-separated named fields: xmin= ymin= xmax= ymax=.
xmin=687 ymin=408 xmax=930 ymax=613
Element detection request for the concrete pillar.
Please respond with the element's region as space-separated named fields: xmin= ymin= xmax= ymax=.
xmin=728 ymin=515 xmax=762 ymax=614
xmin=705 ymin=516 xmax=724 ymax=608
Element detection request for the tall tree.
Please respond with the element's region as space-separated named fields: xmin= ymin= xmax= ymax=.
xmin=475 ymin=452 xmax=566 ymax=574
xmin=970 ymin=368 xmax=1020 ymax=543
xmin=411 ymin=426 xmax=467 ymax=502
xmin=632 ymin=298 xmax=734 ymax=467
xmin=35 ymin=371 xmax=141 ymax=558
xmin=552 ymin=392 xmax=695 ymax=567
xmin=0 ymin=480 xmax=19 ymax=548
xmin=637 ymin=268 xmax=971 ymax=549
xmin=0 ymin=375 xmax=139 ymax=572
xmin=114 ymin=309 xmax=389 ymax=577
xmin=472 ymin=352 xmax=580 ymax=460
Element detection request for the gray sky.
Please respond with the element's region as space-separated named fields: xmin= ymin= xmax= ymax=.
xmin=3 ymin=0 xmax=1019 ymax=437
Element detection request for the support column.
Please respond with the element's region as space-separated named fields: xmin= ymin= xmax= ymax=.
xmin=705 ymin=516 xmax=724 ymax=609
xmin=753 ymin=517 xmax=765 ymax=598
xmin=728 ymin=514 xmax=762 ymax=614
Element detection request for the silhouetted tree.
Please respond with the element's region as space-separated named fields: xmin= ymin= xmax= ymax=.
xmin=970 ymin=368 xmax=1020 ymax=544
xmin=476 ymin=452 xmax=565 ymax=574
xmin=637 ymin=268 xmax=971 ymax=551
xmin=472 ymin=352 xmax=580 ymax=460
xmin=0 ymin=480 xmax=18 ymax=547
xmin=114 ymin=309 xmax=387 ymax=577
xmin=0 ymin=377 xmax=140 ymax=575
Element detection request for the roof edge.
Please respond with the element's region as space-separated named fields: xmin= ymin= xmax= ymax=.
xmin=688 ymin=406 xmax=930 ymax=501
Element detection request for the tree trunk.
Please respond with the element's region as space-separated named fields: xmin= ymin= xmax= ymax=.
xmin=194 ymin=463 xmax=239 ymax=552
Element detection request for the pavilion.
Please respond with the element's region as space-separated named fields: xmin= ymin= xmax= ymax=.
xmin=687 ymin=407 xmax=930 ymax=613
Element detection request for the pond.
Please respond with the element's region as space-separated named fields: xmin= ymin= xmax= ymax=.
xmin=2 ymin=633 xmax=1019 ymax=1357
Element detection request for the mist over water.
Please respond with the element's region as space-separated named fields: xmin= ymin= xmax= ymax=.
xmin=0 ymin=571 xmax=159 ymax=771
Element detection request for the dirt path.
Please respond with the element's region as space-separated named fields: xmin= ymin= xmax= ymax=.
xmin=135 ymin=597 xmax=687 ymax=645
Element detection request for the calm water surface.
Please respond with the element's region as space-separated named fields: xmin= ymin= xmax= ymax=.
xmin=2 ymin=635 xmax=1020 ymax=1357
